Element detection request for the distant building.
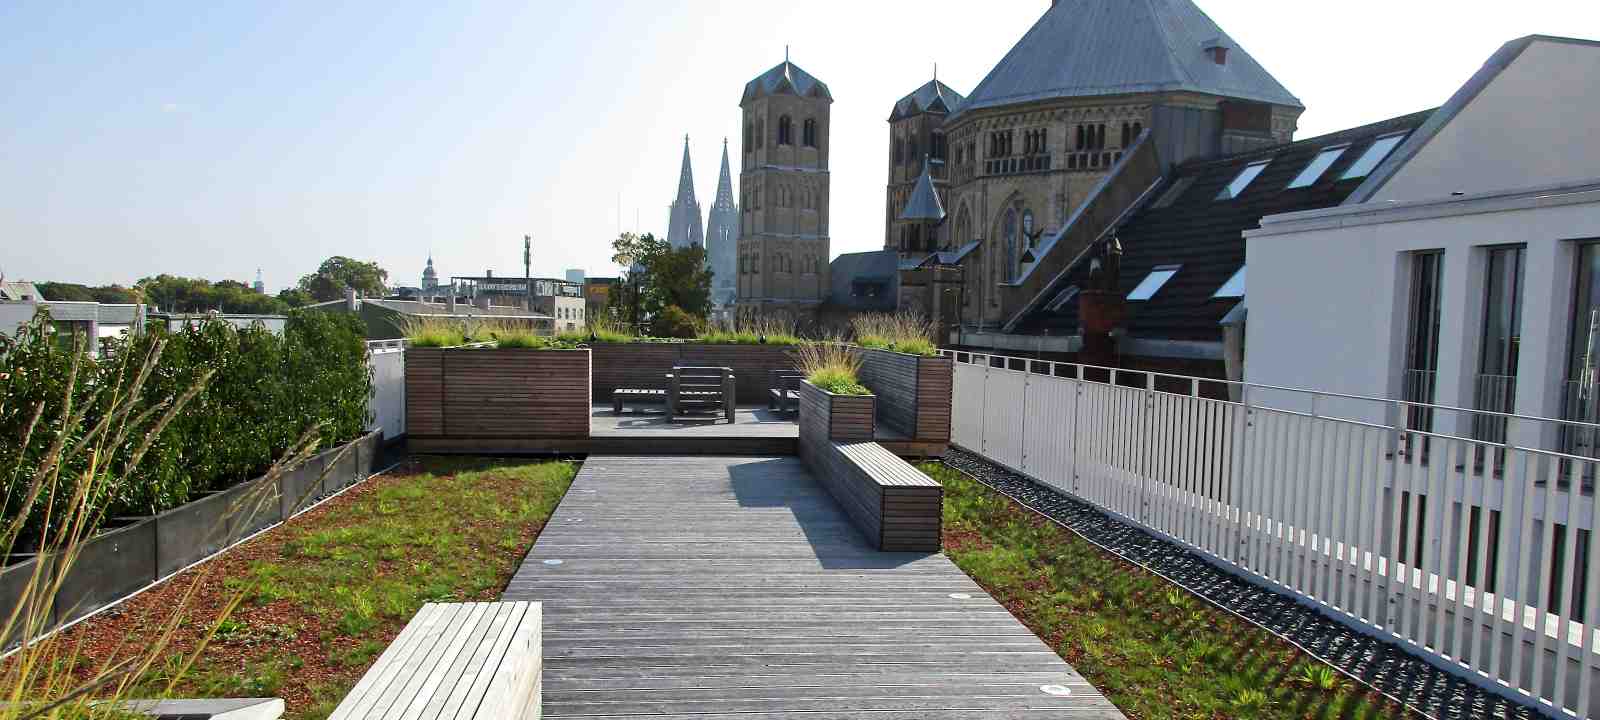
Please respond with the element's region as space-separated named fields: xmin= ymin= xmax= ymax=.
xmin=565 ymin=268 xmax=585 ymax=284
xmin=584 ymin=277 xmax=619 ymax=320
xmin=666 ymin=136 xmax=705 ymax=250
xmin=422 ymin=254 xmax=440 ymax=293
xmin=449 ymin=274 xmax=585 ymax=333
xmin=0 ymin=280 xmax=41 ymax=302
xmin=705 ymin=139 xmax=740 ymax=312
xmin=307 ymin=292 xmax=554 ymax=340
xmin=0 ymin=300 xmax=146 ymax=355
xmin=737 ymin=54 xmax=832 ymax=311
xmin=153 ymin=311 xmax=287 ymax=335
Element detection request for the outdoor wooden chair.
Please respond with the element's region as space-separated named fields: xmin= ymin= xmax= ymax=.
xmin=768 ymin=369 xmax=804 ymax=415
xmin=666 ymin=366 xmax=735 ymax=422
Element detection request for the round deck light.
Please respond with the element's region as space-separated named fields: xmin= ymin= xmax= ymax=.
xmin=1039 ymin=684 xmax=1072 ymax=696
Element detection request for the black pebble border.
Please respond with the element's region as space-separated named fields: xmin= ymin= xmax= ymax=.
xmin=942 ymin=445 xmax=1541 ymax=720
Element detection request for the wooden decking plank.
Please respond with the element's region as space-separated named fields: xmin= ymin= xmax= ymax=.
xmin=500 ymin=455 xmax=1123 ymax=719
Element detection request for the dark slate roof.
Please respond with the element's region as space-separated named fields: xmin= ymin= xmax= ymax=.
xmin=1014 ymin=109 xmax=1435 ymax=343
xmin=898 ymin=162 xmax=947 ymax=222
xmin=950 ymin=0 xmax=1300 ymax=123
xmin=888 ymin=78 xmax=966 ymax=121
xmin=827 ymin=251 xmax=899 ymax=311
xmin=742 ymin=60 xmax=833 ymax=104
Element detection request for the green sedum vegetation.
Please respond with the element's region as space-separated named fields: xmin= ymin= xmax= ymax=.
xmin=926 ymin=461 xmax=1411 ymax=720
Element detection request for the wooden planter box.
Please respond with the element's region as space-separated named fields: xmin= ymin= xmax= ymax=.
xmin=798 ymin=380 xmax=875 ymax=444
xmin=589 ymin=343 xmax=797 ymax=402
xmin=406 ymin=347 xmax=591 ymax=452
xmin=856 ymin=348 xmax=952 ymax=447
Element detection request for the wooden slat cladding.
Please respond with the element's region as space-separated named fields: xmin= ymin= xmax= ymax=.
xmin=406 ymin=348 xmax=591 ymax=440
xmin=589 ymin=343 xmax=797 ymax=401
xmin=404 ymin=349 xmax=445 ymax=436
xmin=797 ymin=382 xmax=940 ymax=552
xmin=857 ymin=349 xmax=952 ymax=443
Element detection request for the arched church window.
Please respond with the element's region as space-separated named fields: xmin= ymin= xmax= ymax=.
xmin=744 ymin=122 xmax=753 ymax=150
xmin=893 ymin=138 xmax=903 ymax=164
xmin=1132 ymin=122 xmax=1142 ymax=141
xmin=908 ymin=137 xmax=919 ymax=163
xmin=1004 ymin=208 xmax=1019 ymax=282
xmin=778 ymin=116 xmax=793 ymax=145
xmin=756 ymin=119 xmax=765 ymax=148
xmin=1121 ymin=123 xmax=1131 ymax=148
xmin=803 ymin=118 xmax=817 ymax=147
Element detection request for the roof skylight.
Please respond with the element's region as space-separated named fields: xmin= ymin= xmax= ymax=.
xmin=1339 ymin=133 xmax=1407 ymax=180
xmin=1215 ymin=160 xmax=1270 ymax=201
xmin=1151 ymin=176 xmax=1196 ymax=209
xmin=1128 ymin=265 xmax=1180 ymax=301
xmin=1287 ymin=146 xmax=1349 ymax=189
xmin=1213 ymin=266 xmax=1246 ymax=298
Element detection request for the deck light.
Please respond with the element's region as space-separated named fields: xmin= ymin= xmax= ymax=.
xmin=1040 ymin=684 xmax=1072 ymax=696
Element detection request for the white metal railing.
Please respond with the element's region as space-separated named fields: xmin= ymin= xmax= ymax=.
xmin=944 ymin=350 xmax=1600 ymax=719
xmin=367 ymin=340 xmax=406 ymax=440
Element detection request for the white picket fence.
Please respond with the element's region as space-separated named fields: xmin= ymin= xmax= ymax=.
xmin=947 ymin=350 xmax=1599 ymax=718
xmin=367 ymin=340 xmax=406 ymax=441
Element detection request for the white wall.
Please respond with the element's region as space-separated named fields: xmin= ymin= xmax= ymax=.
xmin=1246 ymin=187 xmax=1600 ymax=433
xmin=1373 ymin=39 xmax=1600 ymax=203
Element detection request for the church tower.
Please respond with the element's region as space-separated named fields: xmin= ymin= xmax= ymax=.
xmin=422 ymin=254 xmax=439 ymax=292
xmin=666 ymin=136 xmax=705 ymax=249
xmin=704 ymin=138 xmax=740 ymax=309
xmin=737 ymin=53 xmax=831 ymax=310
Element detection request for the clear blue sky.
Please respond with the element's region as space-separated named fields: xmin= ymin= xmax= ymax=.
xmin=3 ymin=1 xmax=1596 ymax=293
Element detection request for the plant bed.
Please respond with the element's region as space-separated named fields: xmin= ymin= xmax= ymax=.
xmin=43 ymin=457 xmax=577 ymax=720
xmin=405 ymin=347 xmax=591 ymax=451
xmin=797 ymin=379 xmax=875 ymax=444
xmin=856 ymin=347 xmax=952 ymax=445
xmin=925 ymin=460 xmax=1418 ymax=720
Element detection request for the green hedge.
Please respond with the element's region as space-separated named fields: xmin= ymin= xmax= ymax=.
xmin=0 ymin=309 xmax=371 ymax=552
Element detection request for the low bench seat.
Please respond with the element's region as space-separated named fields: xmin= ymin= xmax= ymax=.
xmin=328 ymin=601 xmax=541 ymax=720
xmin=612 ymin=388 xmax=665 ymax=414
xmin=813 ymin=440 xmax=942 ymax=552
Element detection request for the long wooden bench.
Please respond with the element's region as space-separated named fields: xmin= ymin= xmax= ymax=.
xmin=328 ymin=601 xmax=541 ymax=720
xmin=612 ymin=388 xmax=666 ymax=413
xmin=810 ymin=440 xmax=942 ymax=552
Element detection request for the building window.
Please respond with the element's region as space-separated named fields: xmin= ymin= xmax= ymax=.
xmin=744 ymin=122 xmax=753 ymax=150
xmin=1408 ymin=252 xmax=1446 ymax=432
xmin=756 ymin=119 xmax=764 ymax=148
xmin=1152 ymin=176 xmax=1196 ymax=209
xmin=1288 ymin=145 xmax=1350 ymax=189
xmin=778 ymin=116 xmax=793 ymax=145
xmin=1473 ymin=245 xmax=1526 ymax=445
xmin=1562 ymin=242 xmax=1600 ymax=457
xmin=1212 ymin=266 xmax=1245 ymax=298
xmin=803 ymin=118 xmax=817 ymax=147
xmin=1340 ymin=132 xmax=1407 ymax=180
xmin=893 ymin=138 xmax=903 ymax=164
xmin=931 ymin=132 xmax=946 ymax=160
xmin=1127 ymin=265 xmax=1180 ymax=301
xmin=1215 ymin=160 xmax=1271 ymax=201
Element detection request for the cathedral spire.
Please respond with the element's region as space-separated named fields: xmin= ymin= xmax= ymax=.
xmin=713 ymin=138 xmax=735 ymax=209
xmin=666 ymin=135 xmax=704 ymax=249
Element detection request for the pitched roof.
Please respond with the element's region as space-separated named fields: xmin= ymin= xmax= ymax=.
xmin=742 ymin=60 xmax=833 ymax=104
xmin=1014 ymin=109 xmax=1434 ymax=343
xmin=888 ymin=78 xmax=966 ymax=121
xmin=898 ymin=161 xmax=947 ymax=222
xmin=950 ymin=0 xmax=1300 ymax=122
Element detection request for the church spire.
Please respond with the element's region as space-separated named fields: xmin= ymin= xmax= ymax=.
xmin=713 ymin=138 xmax=735 ymax=209
xmin=666 ymin=134 xmax=705 ymax=249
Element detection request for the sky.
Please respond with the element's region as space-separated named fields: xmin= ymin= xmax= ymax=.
xmin=2 ymin=0 xmax=1597 ymax=293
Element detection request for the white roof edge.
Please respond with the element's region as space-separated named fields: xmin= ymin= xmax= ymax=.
xmin=1247 ymin=178 xmax=1600 ymax=238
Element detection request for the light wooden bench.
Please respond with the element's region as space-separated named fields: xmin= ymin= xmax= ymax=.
xmin=328 ymin=602 xmax=541 ymax=720
xmin=812 ymin=440 xmax=942 ymax=552
xmin=612 ymin=388 xmax=666 ymax=414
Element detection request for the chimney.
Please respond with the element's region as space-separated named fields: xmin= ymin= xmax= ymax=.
xmin=485 ymin=269 xmax=493 ymax=278
xmin=345 ymin=287 xmax=358 ymax=312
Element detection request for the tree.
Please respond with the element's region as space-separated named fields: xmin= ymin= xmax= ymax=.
xmin=36 ymin=282 xmax=139 ymax=304
xmin=609 ymin=232 xmax=712 ymax=329
xmin=277 ymin=288 xmax=315 ymax=308
xmin=296 ymin=256 xmax=388 ymax=302
xmin=136 ymin=275 xmax=291 ymax=314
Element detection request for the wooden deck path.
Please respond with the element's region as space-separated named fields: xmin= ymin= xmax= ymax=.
xmin=503 ymin=455 xmax=1125 ymax=719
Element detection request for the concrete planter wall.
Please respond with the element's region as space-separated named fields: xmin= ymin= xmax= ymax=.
xmin=798 ymin=380 xmax=876 ymax=446
xmin=405 ymin=348 xmax=591 ymax=449
xmin=589 ymin=343 xmax=797 ymax=402
xmin=1 ymin=430 xmax=380 ymax=635
xmin=856 ymin=348 xmax=952 ymax=445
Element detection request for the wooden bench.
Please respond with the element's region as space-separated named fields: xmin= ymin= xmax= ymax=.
xmin=612 ymin=388 xmax=666 ymax=414
xmin=810 ymin=440 xmax=942 ymax=552
xmin=768 ymin=370 xmax=803 ymax=415
xmin=328 ymin=601 xmax=541 ymax=720
xmin=667 ymin=367 xmax=735 ymax=422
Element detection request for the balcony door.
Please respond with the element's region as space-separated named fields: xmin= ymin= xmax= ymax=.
xmin=1402 ymin=251 xmax=1444 ymax=433
xmin=1564 ymin=242 xmax=1600 ymax=457
xmin=1473 ymin=245 xmax=1525 ymax=447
